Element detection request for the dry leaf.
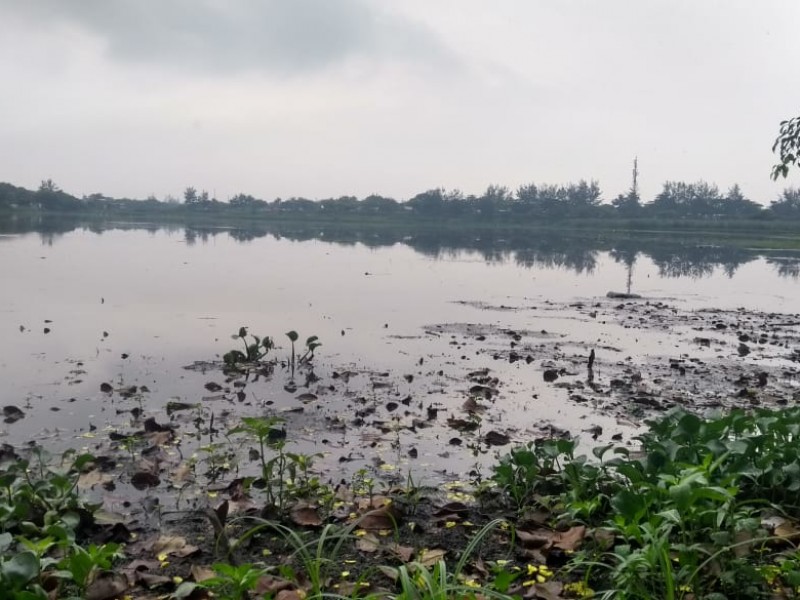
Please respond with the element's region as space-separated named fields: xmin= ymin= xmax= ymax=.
xmin=151 ymin=535 xmax=199 ymax=558
xmin=190 ymin=565 xmax=217 ymax=582
xmin=290 ymin=504 xmax=322 ymax=527
xmin=356 ymin=533 xmax=381 ymax=553
xmin=517 ymin=529 xmax=555 ymax=549
xmin=135 ymin=571 xmax=172 ymax=588
xmin=389 ymin=543 xmax=414 ymax=562
xmin=276 ymin=591 xmax=307 ymax=600
xmin=359 ymin=506 xmax=398 ymax=530
xmin=85 ymin=571 xmax=129 ymax=600
xmin=418 ymin=548 xmax=446 ymax=567
xmin=553 ymin=526 xmax=586 ymax=551
xmin=78 ymin=470 xmax=113 ymax=489
xmin=171 ymin=462 xmax=193 ymax=483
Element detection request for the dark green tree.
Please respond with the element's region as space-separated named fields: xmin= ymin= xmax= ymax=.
xmin=769 ymin=188 xmax=800 ymax=218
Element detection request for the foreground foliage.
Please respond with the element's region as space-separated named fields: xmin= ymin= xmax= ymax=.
xmin=6 ymin=407 xmax=800 ymax=599
xmin=491 ymin=406 xmax=800 ymax=599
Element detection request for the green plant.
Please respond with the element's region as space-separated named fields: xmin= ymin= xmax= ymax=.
xmin=391 ymin=519 xmax=513 ymax=600
xmin=54 ymin=542 xmax=123 ymax=593
xmin=224 ymin=327 xmax=274 ymax=366
xmin=229 ymin=417 xmax=296 ymax=510
xmin=230 ymin=519 xmax=364 ymax=598
xmin=174 ymin=562 xmax=272 ymax=600
xmin=285 ymin=331 xmax=321 ymax=376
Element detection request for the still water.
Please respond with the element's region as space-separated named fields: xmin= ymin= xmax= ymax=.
xmin=1 ymin=224 xmax=799 ymax=488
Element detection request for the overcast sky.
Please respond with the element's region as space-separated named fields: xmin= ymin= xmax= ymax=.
xmin=1 ymin=1 xmax=799 ymax=204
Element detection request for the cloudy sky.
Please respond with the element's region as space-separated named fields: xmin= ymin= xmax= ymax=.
xmin=1 ymin=1 xmax=799 ymax=204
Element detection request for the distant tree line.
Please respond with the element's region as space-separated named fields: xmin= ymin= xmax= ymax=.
xmin=1 ymin=178 xmax=800 ymax=221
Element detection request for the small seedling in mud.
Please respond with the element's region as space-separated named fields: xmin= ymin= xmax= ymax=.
xmin=352 ymin=469 xmax=377 ymax=504
xmin=229 ymin=417 xmax=298 ymax=511
xmin=285 ymin=331 xmax=322 ymax=376
xmin=223 ymin=327 xmax=274 ymax=367
xmin=285 ymin=452 xmax=324 ymax=499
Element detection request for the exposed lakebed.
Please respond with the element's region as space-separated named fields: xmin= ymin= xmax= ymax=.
xmin=1 ymin=225 xmax=800 ymax=531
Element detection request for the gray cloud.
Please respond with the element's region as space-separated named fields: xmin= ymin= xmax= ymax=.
xmin=0 ymin=0 xmax=450 ymax=75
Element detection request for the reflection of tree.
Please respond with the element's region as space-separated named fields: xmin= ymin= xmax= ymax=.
xmin=647 ymin=245 xmax=752 ymax=279
xmin=7 ymin=216 xmax=799 ymax=281
xmin=767 ymin=257 xmax=800 ymax=279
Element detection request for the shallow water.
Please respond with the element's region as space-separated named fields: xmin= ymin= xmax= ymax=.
xmin=1 ymin=225 xmax=799 ymax=494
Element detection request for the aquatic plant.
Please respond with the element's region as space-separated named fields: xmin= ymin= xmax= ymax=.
xmin=223 ymin=327 xmax=274 ymax=367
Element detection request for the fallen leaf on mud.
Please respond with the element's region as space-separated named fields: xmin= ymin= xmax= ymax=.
xmin=204 ymin=382 xmax=223 ymax=392
xmin=152 ymin=535 xmax=199 ymax=558
xmin=388 ymin=543 xmax=414 ymax=562
xmin=171 ymin=462 xmax=193 ymax=483
xmin=418 ymin=548 xmax=447 ymax=567
xmin=553 ymin=526 xmax=586 ymax=551
xmin=446 ymin=417 xmax=479 ymax=432
xmin=85 ymin=571 xmax=129 ymax=600
xmin=517 ymin=529 xmax=555 ymax=549
xmin=276 ymin=590 xmax=306 ymax=600
xmin=290 ymin=504 xmax=322 ymax=527
xmin=356 ymin=532 xmax=381 ymax=553
xmin=355 ymin=495 xmax=393 ymax=511
xmin=190 ymin=565 xmax=216 ymax=582
xmin=517 ymin=526 xmax=586 ymax=552
xmin=296 ymin=392 xmax=318 ymax=403
xmin=531 ymin=581 xmax=564 ymax=600
xmin=433 ymin=502 xmax=470 ymax=516
xmin=484 ymin=430 xmax=511 ymax=446
xmin=100 ymin=382 xmax=114 ymax=393
xmin=145 ymin=431 xmax=173 ymax=446
xmin=378 ymin=566 xmax=399 ymax=582
xmin=773 ymin=519 xmax=800 ymax=540
xmin=78 ymin=469 xmax=113 ymax=489
xmin=131 ymin=471 xmax=160 ymax=489
xmin=462 ymin=397 xmax=487 ymax=413
xmin=359 ymin=506 xmax=400 ymax=530
xmin=135 ymin=571 xmax=173 ymax=588
xmin=2 ymin=406 xmax=25 ymax=424
xmin=256 ymin=577 xmax=294 ymax=595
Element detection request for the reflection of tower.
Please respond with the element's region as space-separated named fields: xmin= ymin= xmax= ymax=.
xmin=626 ymin=157 xmax=638 ymax=294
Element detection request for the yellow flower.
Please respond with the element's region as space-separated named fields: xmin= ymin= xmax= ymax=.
xmin=527 ymin=564 xmax=539 ymax=576
xmin=464 ymin=579 xmax=481 ymax=588
xmin=341 ymin=571 xmax=350 ymax=578
xmin=354 ymin=529 xmax=367 ymax=537
xmin=445 ymin=521 xmax=457 ymax=529
xmin=172 ymin=576 xmax=183 ymax=585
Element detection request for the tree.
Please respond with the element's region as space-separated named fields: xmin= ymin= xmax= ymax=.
xmin=39 ymin=179 xmax=60 ymax=193
xmin=769 ymin=188 xmax=800 ymax=218
xmin=183 ymin=187 xmax=198 ymax=204
xmin=772 ymin=116 xmax=800 ymax=179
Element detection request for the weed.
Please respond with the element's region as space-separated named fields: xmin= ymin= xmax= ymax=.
xmin=223 ymin=327 xmax=274 ymax=367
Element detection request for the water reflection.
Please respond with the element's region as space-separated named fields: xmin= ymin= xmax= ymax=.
xmin=1 ymin=215 xmax=799 ymax=280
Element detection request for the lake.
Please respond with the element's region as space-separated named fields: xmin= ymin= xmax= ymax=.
xmin=2 ymin=222 xmax=800 ymax=504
